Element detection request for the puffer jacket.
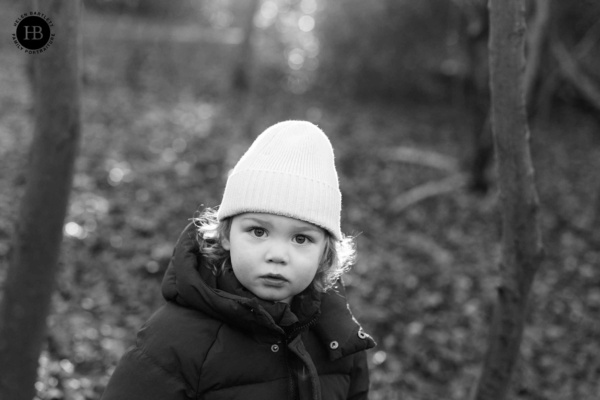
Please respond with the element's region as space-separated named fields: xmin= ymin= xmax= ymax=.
xmin=101 ymin=223 xmax=375 ymax=400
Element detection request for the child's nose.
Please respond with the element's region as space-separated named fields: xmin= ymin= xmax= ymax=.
xmin=265 ymin=241 xmax=289 ymax=264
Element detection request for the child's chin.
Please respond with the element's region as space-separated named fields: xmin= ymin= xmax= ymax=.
xmin=254 ymin=290 xmax=292 ymax=304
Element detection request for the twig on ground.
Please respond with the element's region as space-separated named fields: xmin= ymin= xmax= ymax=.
xmin=384 ymin=146 xmax=460 ymax=172
xmin=390 ymin=173 xmax=468 ymax=213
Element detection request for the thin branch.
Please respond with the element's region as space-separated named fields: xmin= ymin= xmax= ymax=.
xmin=384 ymin=146 xmax=460 ymax=172
xmin=552 ymin=40 xmax=600 ymax=112
xmin=573 ymin=18 xmax=600 ymax=60
xmin=390 ymin=173 xmax=468 ymax=213
xmin=524 ymin=0 xmax=550 ymax=105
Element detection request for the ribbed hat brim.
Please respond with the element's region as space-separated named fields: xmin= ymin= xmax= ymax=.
xmin=218 ymin=169 xmax=342 ymax=240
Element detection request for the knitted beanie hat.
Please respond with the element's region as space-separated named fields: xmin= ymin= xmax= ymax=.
xmin=217 ymin=120 xmax=342 ymax=240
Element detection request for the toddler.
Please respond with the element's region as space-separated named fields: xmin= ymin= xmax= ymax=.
xmin=101 ymin=120 xmax=375 ymax=400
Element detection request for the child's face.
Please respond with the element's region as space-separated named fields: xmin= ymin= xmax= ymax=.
xmin=222 ymin=213 xmax=326 ymax=304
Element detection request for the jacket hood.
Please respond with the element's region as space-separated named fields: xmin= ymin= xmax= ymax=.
xmin=161 ymin=223 xmax=375 ymax=358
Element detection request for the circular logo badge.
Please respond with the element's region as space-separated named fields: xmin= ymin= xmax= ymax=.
xmin=16 ymin=16 xmax=51 ymax=49
xmin=12 ymin=13 xmax=55 ymax=54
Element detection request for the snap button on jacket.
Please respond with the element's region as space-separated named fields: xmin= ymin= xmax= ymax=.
xmin=101 ymin=224 xmax=375 ymax=400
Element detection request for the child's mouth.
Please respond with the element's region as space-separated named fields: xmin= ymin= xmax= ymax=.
xmin=260 ymin=274 xmax=288 ymax=287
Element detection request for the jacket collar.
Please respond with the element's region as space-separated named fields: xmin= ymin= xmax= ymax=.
xmin=161 ymin=223 xmax=375 ymax=356
xmin=313 ymin=282 xmax=376 ymax=360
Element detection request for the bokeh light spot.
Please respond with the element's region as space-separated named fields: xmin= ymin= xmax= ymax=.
xmin=288 ymin=48 xmax=305 ymax=70
xmin=372 ymin=350 xmax=387 ymax=365
xmin=300 ymin=0 xmax=317 ymax=14
xmin=298 ymin=15 xmax=315 ymax=33
xmin=64 ymin=222 xmax=87 ymax=239
xmin=108 ymin=167 xmax=124 ymax=185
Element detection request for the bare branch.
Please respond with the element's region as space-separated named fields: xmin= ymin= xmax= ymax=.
xmin=524 ymin=0 xmax=550 ymax=105
xmin=390 ymin=173 xmax=468 ymax=213
xmin=552 ymin=40 xmax=600 ymax=113
xmin=573 ymin=18 xmax=600 ymax=60
xmin=384 ymin=146 xmax=460 ymax=172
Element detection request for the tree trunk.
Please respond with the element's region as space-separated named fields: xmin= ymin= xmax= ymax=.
xmin=225 ymin=0 xmax=262 ymax=170
xmin=472 ymin=0 xmax=543 ymax=399
xmin=455 ymin=1 xmax=493 ymax=194
xmin=0 ymin=1 xmax=81 ymax=400
xmin=231 ymin=0 xmax=261 ymax=92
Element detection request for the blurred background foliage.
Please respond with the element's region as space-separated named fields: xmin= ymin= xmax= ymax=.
xmin=1 ymin=0 xmax=600 ymax=399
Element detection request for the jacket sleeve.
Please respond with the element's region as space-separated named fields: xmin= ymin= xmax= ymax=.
xmin=101 ymin=346 xmax=190 ymax=400
xmin=347 ymin=350 xmax=371 ymax=400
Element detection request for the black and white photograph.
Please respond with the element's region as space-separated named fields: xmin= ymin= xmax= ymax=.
xmin=1 ymin=1 xmax=599 ymax=399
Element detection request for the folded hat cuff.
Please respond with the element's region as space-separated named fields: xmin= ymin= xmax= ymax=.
xmin=218 ymin=169 xmax=342 ymax=240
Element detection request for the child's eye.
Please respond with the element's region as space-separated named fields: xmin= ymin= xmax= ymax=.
xmin=251 ymin=228 xmax=266 ymax=237
xmin=293 ymin=235 xmax=311 ymax=244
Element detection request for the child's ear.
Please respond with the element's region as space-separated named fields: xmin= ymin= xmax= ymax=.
xmin=221 ymin=237 xmax=231 ymax=250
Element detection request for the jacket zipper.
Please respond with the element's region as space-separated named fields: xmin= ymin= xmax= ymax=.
xmin=283 ymin=315 xmax=320 ymax=400
xmin=285 ymin=314 xmax=319 ymax=344
xmin=284 ymin=345 xmax=299 ymax=400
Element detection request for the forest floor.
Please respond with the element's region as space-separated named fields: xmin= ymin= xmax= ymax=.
xmin=1 ymin=8 xmax=600 ymax=400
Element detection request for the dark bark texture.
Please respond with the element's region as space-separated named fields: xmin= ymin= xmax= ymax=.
xmin=0 ymin=2 xmax=82 ymax=400
xmin=472 ymin=0 xmax=544 ymax=399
